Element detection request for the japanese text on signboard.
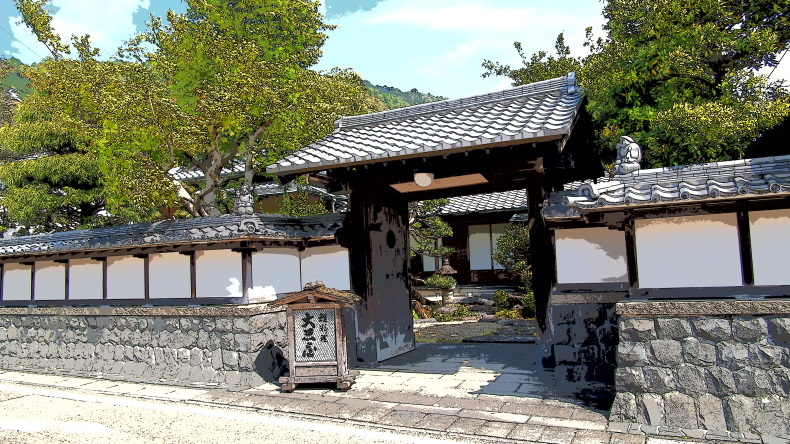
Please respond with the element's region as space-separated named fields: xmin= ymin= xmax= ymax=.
xmin=294 ymin=309 xmax=336 ymax=362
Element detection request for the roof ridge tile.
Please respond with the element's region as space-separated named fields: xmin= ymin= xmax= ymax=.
xmin=337 ymin=74 xmax=576 ymax=130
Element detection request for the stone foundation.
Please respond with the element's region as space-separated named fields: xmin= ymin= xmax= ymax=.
xmin=0 ymin=305 xmax=289 ymax=388
xmin=540 ymin=291 xmax=627 ymax=385
xmin=611 ymin=300 xmax=790 ymax=437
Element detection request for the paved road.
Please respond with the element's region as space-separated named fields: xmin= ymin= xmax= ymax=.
xmin=0 ymin=384 xmax=481 ymax=444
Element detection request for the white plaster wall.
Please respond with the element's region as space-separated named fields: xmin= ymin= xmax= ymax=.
xmin=195 ymin=249 xmax=242 ymax=298
xmin=106 ymin=256 xmax=145 ymax=300
xmin=251 ymin=248 xmax=301 ymax=298
xmin=34 ymin=261 xmax=66 ymax=300
xmin=635 ymin=214 xmax=742 ymax=288
xmin=3 ymin=263 xmax=32 ymax=301
xmin=491 ymin=223 xmax=508 ymax=269
xmin=422 ymin=255 xmax=436 ymax=272
xmin=555 ymin=227 xmax=628 ymax=284
xmin=149 ymin=252 xmax=191 ymax=299
xmin=69 ymin=258 xmax=104 ymax=300
xmin=301 ymin=245 xmax=351 ymax=291
xmin=750 ymin=209 xmax=790 ymax=286
xmin=469 ymin=224 xmax=492 ymax=270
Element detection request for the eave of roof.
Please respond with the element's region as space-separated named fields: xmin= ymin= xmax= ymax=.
xmin=267 ymin=73 xmax=582 ymax=175
xmin=542 ymin=155 xmax=790 ymax=220
xmin=0 ymin=214 xmax=346 ymax=258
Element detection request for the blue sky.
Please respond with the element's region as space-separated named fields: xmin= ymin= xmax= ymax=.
xmin=2 ymin=0 xmax=788 ymax=99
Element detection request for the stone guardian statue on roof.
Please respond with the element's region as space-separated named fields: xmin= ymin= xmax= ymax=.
xmin=613 ymin=136 xmax=641 ymax=175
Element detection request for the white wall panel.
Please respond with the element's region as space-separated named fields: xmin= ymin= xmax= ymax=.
xmin=149 ymin=252 xmax=191 ymax=299
xmin=107 ymin=256 xmax=145 ymax=300
xmin=635 ymin=214 xmax=742 ymax=288
xmin=251 ymin=248 xmax=301 ymax=299
xmin=555 ymin=227 xmax=628 ymax=284
xmin=301 ymin=245 xmax=351 ymax=291
xmin=468 ymin=224 xmax=492 ymax=270
xmin=750 ymin=209 xmax=790 ymax=286
xmin=69 ymin=258 xmax=104 ymax=300
xmin=34 ymin=261 xmax=66 ymax=300
xmin=3 ymin=263 xmax=32 ymax=301
xmin=195 ymin=249 xmax=242 ymax=298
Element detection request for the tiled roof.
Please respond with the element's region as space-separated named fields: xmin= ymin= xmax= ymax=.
xmin=440 ymin=190 xmax=527 ymax=216
xmin=169 ymin=161 xmax=246 ymax=182
xmin=0 ymin=214 xmax=346 ymax=258
xmin=542 ymin=155 xmax=790 ymax=219
xmin=267 ymin=74 xmax=583 ymax=174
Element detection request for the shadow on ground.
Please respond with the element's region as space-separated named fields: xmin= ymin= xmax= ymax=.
xmin=367 ymin=343 xmax=615 ymax=412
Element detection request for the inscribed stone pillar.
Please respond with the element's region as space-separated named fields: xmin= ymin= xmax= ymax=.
xmin=343 ymin=189 xmax=415 ymax=364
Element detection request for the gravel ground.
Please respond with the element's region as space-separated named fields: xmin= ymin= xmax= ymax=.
xmin=414 ymin=319 xmax=537 ymax=343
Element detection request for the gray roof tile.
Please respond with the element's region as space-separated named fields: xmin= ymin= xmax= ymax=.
xmin=0 ymin=214 xmax=346 ymax=258
xmin=543 ymin=156 xmax=790 ymax=219
xmin=267 ymin=74 xmax=582 ymax=174
xmin=441 ymin=190 xmax=528 ymax=216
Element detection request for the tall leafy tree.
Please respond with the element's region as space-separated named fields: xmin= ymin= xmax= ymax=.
xmin=10 ymin=0 xmax=380 ymax=224
xmin=482 ymin=33 xmax=585 ymax=87
xmin=484 ymin=0 xmax=790 ymax=167
xmin=0 ymin=54 xmax=117 ymax=232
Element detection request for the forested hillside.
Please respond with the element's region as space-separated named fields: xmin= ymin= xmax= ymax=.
xmin=1 ymin=57 xmax=32 ymax=98
xmin=363 ymin=80 xmax=445 ymax=110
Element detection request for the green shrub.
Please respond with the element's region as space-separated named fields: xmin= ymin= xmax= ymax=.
xmin=452 ymin=305 xmax=472 ymax=318
xmin=493 ymin=289 xmax=510 ymax=310
xmin=522 ymin=291 xmax=536 ymax=318
xmin=432 ymin=304 xmax=473 ymax=322
xmin=434 ymin=312 xmax=454 ymax=322
xmin=424 ymin=273 xmax=457 ymax=289
xmin=495 ymin=309 xmax=523 ymax=319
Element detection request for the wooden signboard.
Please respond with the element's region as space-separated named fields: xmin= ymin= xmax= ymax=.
xmin=271 ymin=283 xmax=359 ymax=392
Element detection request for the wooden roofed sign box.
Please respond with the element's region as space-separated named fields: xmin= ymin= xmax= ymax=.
xmin=271 ymin=282 xmax=360 ymax=392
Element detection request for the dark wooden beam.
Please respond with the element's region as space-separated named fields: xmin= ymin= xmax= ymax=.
xmin=143 ymin=255 xmax=150 ymax=300
xmin=241 ymin=250 xmax=253 ymax=301
xmin=737 ymin=211 xmax=754 ymax=286
xmin=624 ymin=219 xmax=639 ymax=288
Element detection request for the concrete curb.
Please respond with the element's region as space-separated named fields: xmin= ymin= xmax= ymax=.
xmin=3 ymin=368 xmax=779 ymax=443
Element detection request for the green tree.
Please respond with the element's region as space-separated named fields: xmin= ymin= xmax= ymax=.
xmin=276 ymin=176 xmax=330 ymax=217
xmin=483 ymin=0 xmax=790 ymax=167
xmin=492 ymin=223 xmax=534 ymax=318
xmin=11 ymin=0 xmax=380 ymax=224
xmin=492 ymin=223 xmax=531 ymax=292
xmin=482 ymin=33 xmax=585 ymax=87
xmin=0 ymin=58 xmax=15 ymax=127
xmin=409 ymin=199 xmax=454 ymax=261
xmin=0 ymin=56 xmax=119 ymax=232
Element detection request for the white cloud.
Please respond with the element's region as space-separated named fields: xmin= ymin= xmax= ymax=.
xmin=362 ymin=0 xmax=588 ymax=33
xmin=9 ymin=0 xmax=150 ymax=63
xmin=319 ymin=0 xmax=605 ymax=97
xmin=8 ymin=16 xmax=50 ymax=63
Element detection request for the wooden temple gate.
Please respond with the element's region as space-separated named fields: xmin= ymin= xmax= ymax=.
xmin=267 ymin=73 xmax=599 ymax=363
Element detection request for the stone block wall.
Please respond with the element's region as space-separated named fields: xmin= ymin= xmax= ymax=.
xmin=542 ymin=291 xmax=627 ymax=385
xmin=611 ymin=300 xmax=790 ymax=437
xmin=0 ymin=305 xmax=288 ymax=388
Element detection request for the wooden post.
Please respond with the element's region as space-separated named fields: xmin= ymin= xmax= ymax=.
xmin=737 ymin=211 xmax=754 ymax=286
xmin=342 ymin=187 xmax=414 ymax=364
xmin=525 ymin=168 xmax=554 ymax=333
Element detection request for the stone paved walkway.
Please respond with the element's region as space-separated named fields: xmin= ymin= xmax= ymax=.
xmin=0 ymin=343 xmax=782 ymax=443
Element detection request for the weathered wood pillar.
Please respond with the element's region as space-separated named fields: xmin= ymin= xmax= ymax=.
xmin=343 ymin=187 xmax=415 ymax=364
xmin=525 ymin=167 xmax=554 ymax=334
